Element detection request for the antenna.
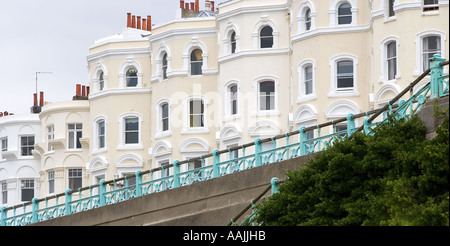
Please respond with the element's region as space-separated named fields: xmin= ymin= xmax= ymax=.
xmin=35 ymin=71 xmax=52 ymax=98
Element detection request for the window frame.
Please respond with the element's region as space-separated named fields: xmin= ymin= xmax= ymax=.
xmin=182 ymin=96 xmax=209 ymax=134
xmin=21 ymin=179 xmax=34 ymax=202
xmin=260 ymin=26 xmax=274 ymax=49
xmin=125 ymin=67 xmax=138 ymax=87
xmin=20 ymin=135 xmax=35 ymax=157
xmin=47 ymin=125 xmax=54 ymax=152
xmin=298 ymin=60 xmax=317 ymax=103
xmin=48 ymin=170 xmax=55 ymax=194
xmin=423 ymin=0 xmax=439 ymax=12
xmin=117 ymin=113 xmax=143 ymax=150
xmin=414 ymin=31 xmax=446 ymax=76
xmin=190 ymin=49 xmax=204 ymax=76
xmin=329 ymin=0 xmax=357 ymax=27
xmin=380 ymin=37 xmax=400 ymax=83
xmin=67 ymin=123 xmax=82 ymax=150
xmin=329 ymin=54 xmax=359 ymax=97
xmin=68 ymin=168 xmax=82 ymax=191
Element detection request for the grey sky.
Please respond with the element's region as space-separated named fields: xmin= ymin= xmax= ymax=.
xmin=1 ymin=0 xmax=222 ymax=115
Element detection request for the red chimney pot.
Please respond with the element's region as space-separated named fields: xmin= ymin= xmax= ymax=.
xmin=76 ymin=84 xmax=81 ymax=96
xmin=147 ymin=16 xmax=152 ymax=31
xmin=39 ymin=91 xmax=44 ymax=107
xmin=195 ymin=0 xmax=199 ymax=11
xmin=180 ymin=0 xmax=185 ymax=9
xmin=132 ymin=15 xmax=136 ymax=28
xmin=137 ymin=16 xmax=141 ymax=29
xmin=190 ymin=2 xmax=195 ymax=10
xmin=127 ymin=13 xmax=132 ymax=28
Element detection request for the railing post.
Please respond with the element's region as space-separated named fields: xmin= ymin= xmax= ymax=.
xmin=173 ymin=160 xmax=180 ymax=188
xmin=99 ymin=179 xmax=106 ymax=206
xmin=212 ymin=149 xmax=220 ymax=178
xmin=430 ymin=54 xmax=446 ymax=99
xmin=299 ymin=126 xmax=306 ymax=156
xmin=346 ymin=113 xmax=355 ymax=137
xmin=135 ymin=170 xmax=143 ymax=197
xmin=1 ymin=207 xmax=6 ymax=226
xmin=254 ymin=138 xmax=262 ymax=167
xmin=363 ymin=117 xmax=371 ymax=134
xmin=64 ymin=189 xmax=72 ymax=216
xmin=271 ymin=177 xmax=279 ymax=195
xmin=31 ymin=198 xmax=39 ymax=223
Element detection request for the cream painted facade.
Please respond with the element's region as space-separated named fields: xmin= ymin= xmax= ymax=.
xmin=84 ymin=0 xmax=449 ymax=190
xmin=1 ymin=0 xmax=448 ymax=203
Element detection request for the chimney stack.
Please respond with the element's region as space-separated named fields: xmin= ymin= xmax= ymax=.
xmin=127 ymin=13 xmax=132 ymax=28
xmin=39 ymin=91 xmax=44 ymax=107
xmin=132 ymin=15 xmax=136 ymax=28
xmin=147 ymin=15 xmax=152 ymax=31
xmin=195 ymin=0 xmax=199 ymax=11
xmin=137 ymin=16 xmax=141 ymax=29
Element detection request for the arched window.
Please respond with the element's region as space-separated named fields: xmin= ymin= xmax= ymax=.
xmin=305 ymin=9 xmax=312 ymax=31
xmin=260 ymin=26 xmax=273 ymax=49
xmin=126 ymin=67 xmax=138 ymax=87
xmin=99 ymin=71 xmax=104 ymax=91
xmin=386 ymin=41 xmax=397 ymax=80
xmin=422 ymin=35 xmax=441 ymax=71
xmin=230 ymin=31 xmax=237 ymax=54
xmin=162 ymin=53 xmax=168 ymax=79
xmin=338 ymin=2 xmax=352 ymax=25
xmin=190 ymin=49 xmax=203 ymax=75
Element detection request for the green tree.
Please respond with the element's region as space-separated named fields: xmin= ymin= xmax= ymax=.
xmin=255 ymin=108 xmax=449 ymax=226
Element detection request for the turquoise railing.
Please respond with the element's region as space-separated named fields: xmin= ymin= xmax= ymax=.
xmin=1 ymin=55 xmax=448 ymax=226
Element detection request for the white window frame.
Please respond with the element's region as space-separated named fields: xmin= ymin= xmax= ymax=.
xmin=329 ymin=0 xmax=358 ymax=27
xmin=20 ymin=135 xmax=35 ymax=157
xmin=223 ymin=24 xmax=240 ymax=56
xmin=182 ymin=96 xmax=209 ymax=135
xmin=298 ymin=1 xmax=316 ymax=34
xmin=182 ymin=39 xmax=209 ymax=76
xmin=118 ymin=59 xmax=143 ymax=88
xmin=298 ymin=59 xmax=317 ymax=103
xmin=155 ymin=99 xmax=172 ymax=139
xmin=152 ymin=141 xmax=172 ymax=179
xmin=1 ymin=137 xmax=7 ymax=152
xmin=224 ymin=81 xmax=241 ymax=121
xmin=47 ymin=125 xmax=54 ymax=152
xmin=252 ymin=17 xmax=279 ymax=49
xmin=379 ymin=36 xmax=400 ymax=83
xmin=253 ymin=76 xmax=280 ymax=116
xmin=413 ymin=30 xmax=447 ymax=76
xmin=328 ymin=54 xmax=359 ymax=97
xmin=93 ymin=116 xmax=107 ymax=153
xmin=422 ymin=0 xmax=439 ymax=12
xmin=68 ymin=168 xmax=82 ymax=191
xmin=92 ymin=64 xmax=108 ymax=93
xmin=117 ymin=113 xmax=143 ymax=150
xmin=48 ymin=170 xmax=55 ymax=194
xmin=67 ymin=124 xmax=82 ymax=150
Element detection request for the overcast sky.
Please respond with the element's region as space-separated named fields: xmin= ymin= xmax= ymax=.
xmin=0 ymin=0 xmax=225 ymax=115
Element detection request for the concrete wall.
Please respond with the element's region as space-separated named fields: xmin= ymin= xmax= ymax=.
xmin=31 ymin=153 xmax=319 ymax=226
